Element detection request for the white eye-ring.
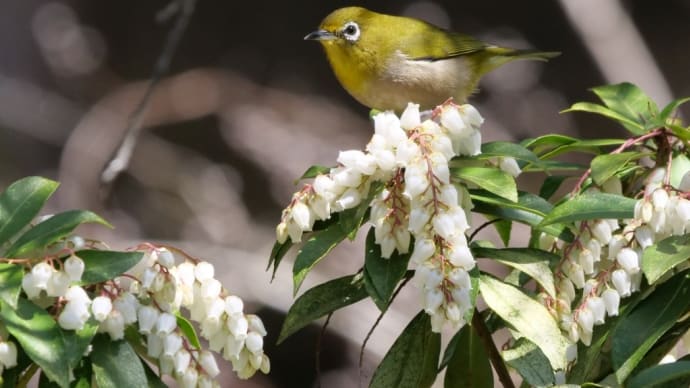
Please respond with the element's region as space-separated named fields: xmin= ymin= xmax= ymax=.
xmin=341 ymin=21 xmax=360 ymax=42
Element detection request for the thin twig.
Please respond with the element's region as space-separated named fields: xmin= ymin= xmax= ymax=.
xmin=315 ymin=312 xmax=333 ymax=388
xmin=471 ymin=308 xmax=515 ymax=388
xmin=570 ymin=128 xmax=664 ymax=195
xmin=100 ymin=0 xmax=196 ymax=187
xmin=358 ymin=273 xmax=413 ymax=387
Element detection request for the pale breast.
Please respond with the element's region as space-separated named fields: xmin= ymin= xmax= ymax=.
xmin=357 ymin=51 xmax=476 ymax=111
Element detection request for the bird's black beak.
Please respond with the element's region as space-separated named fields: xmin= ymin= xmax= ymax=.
xmin=304 ymin=29 xmax=336 ymax=41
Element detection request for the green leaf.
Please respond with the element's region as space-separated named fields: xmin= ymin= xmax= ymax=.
xmin=278 ymin=274 xmax=368 ymax=344
xmin=90 ymin=335 xmax=148 ymax=388
xmin=6 ymin=210 xmax=111 ymax=257
xmin=590 ymin=152 xmax=644 ymax=185
xmin=479 ymin=141 xmax=543 ymax=167
xmin=0 ymin=263 xmax=23 ymax=308
xmin=340 ymin=182 xmax=382 ymax=239
xmin=143 ymin=359 xmax=168 ymax=388
xmin=298 ymin=165 xmax=332 ymax=180
xmin=363 ymin=228 xmax=410 ymax=311
xmin=492 ymin=218 xmax=512 ymax=247
xmin=539 ymin=175 xmax=569 ymax=201
xmin=451 ymin=167 xmax=517 ymax=202
xmin=502 ymin=338 xmax=554 ymax=387
xmin=370 ymin=311 xmax=440 ymax=388
xmin=591 ymin=82 xmax=659 ymax=133
xmin=473 ymin=247 xmax=558 ymax=298
xmin=479 ymin=275 xmax=568 ymax=370
xmin=293 ymin=223 xmax=351 ymax=294
xmin=0 ymin=177 xmax=59 ymax=248
xmin=470 ymin=190 xmax=571 ymax=241
xmin=659 ymin=97 xmax=690 ymax=122
xmin=64 ymin=319 xmax=98 ymax=369
xmin=0 ymin=298 xmax=70 ymax=387
xmin=539 ymin=192 xmax=636 ymax=226
xmin=79 ymin=250 xmax=144 ymax=285
xmin=611 ymin=270 xmax=690 ymax=382
xmin=523 ymin=134 xmax=579 ymax=156
xmin=443 ymin=325 xmax=493 ymax=388
xmin=268 ymin=238 xmax=293 ymax=281
xmin=627 ymin=361 xmax=690 ymax=388
xmin=642 ymin=234 xmax=690 ymax=284
xmin=670 ymin=154 xmax=690 ymax=190
xmin=176 ymin=313 xmax=201 ymax=349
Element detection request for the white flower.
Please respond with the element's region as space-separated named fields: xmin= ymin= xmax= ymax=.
xmin=616 ymin=248 xmax=640 ymax=274
xmin=290 ymin=202 xmax=312 ymax=231
xmin=225 ymin=295 xmax=245 ymax=315
xmin=245 ymin=332 xmax=264 ymax=354
xmin=499 ymin=157 xmax=521 ymax=178
xmin=0 ymin=341 xmax=18 ymax=368
xmin=440 ymin=106 xmax=471 ymax=138
xmin=138 ymin=305 xmax=160 ymax=335
xmin=104 ymin=310 xmax=125 ymax=340
xmin=410 ymin=239 xmax=435 ymax=265
xmin=586 ymin=297 xmax=606 ymax=325
xmin=174 ymin=349 xmax=191 ymax=376
xmin=634 ymin=226 xmax=654 ymax=249
xmin=157 ymin=249 xmax=176 ymax=269
xmin=334 ymin=187 xmax=362 ymax=211
xmin=179 ymin=367 xmax=198 ymax=388
xmin=194 ymin=262 xmax=215 ymax=282
xmin=602 ymin=288 xmax=620 ymax=316
xmin=590 ymin=220 xmax=613 ymax=244
xmin=31 ymin=262 xmax=54 ymax=290
xmin=58 ymin=301 xmax=91 ymax=330
xmin=611 ymin=269 xmax=631 ymax=297
xmin=156 ymin=312 xmax=178 ymax=335
xmin=46 ymin=271 xmax=70 ymax=297
xmin=163 ymin=332 xmax=183 ymax=357
xmin=198 ymin=351 xmax=220 ymax=378
xmin=91 ymin=296 xmax=113 ymax=322
xmin=400 ymin=103 xmax=421 ymax=130
xmin=64 ymin=255 xmax=85 ymax=282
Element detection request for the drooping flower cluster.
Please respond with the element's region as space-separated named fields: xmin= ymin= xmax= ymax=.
xmin=277 ymin=101 xmax=492 ymax=332
xmin=19 ymin=245 xmax=269 ymax=386
xmin=544 ymin=167 xmax=690 ymax=347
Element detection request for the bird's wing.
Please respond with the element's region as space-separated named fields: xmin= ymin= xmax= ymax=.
xmin=405 ymin=31 xmax=488 ymax=62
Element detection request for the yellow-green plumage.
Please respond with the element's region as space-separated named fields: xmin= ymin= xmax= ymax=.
xmin=305 ymin=7 xmax=559 ymax=111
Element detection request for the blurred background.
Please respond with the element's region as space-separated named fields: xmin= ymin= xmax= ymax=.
xmin=1 ymin=0 xmax=689 ymax=386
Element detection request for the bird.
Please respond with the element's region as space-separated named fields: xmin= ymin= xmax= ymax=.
xmin=305 ymin=6 xmax=559 ymax=112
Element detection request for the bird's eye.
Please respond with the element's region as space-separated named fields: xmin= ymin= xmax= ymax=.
xmin=341 ymin=22 xmax=360 ymax=42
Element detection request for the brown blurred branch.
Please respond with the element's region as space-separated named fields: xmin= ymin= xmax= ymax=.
xmin=100 ymin=0 xmax=196 ymax=186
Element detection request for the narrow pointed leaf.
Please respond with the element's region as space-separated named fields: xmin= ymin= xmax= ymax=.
xmin=78 ymin=250 xmax=144 ymax=284
xmin=90 ymin=335 xmax=148 ymax=388
xmin=370 ymin=311 xmax=440 ymax=388
xmin=452 ymin=167 xmax=517 ymax=202
xmin=0 ymin=177 xmax=59 ymax=247
xmin=298 ymin=165 xmax=332 ymax=180
xmin=364 ymin=228 xmax=410 ymax=311
xmin=176 ymin=314 xmax=201 ymax=349
xmin=591 ymin=82 xmax=658 ymax=133
xmin=292 ymin=223 xmax=351 ymax=294
xmin=278 ymin=274 xmax=368 ymax=343
xmin=611 ymin=270 xmax=690 ymax=382
xmin=479 ymin=141 xmax=543 ymax=167
xmin=6 ymin=210 xmax=111 ymax=257
xmin=0 ymin=298 xmax=70 ymax=387
xmin=444 ymin=325 xmax=493 ymax=388
xmin=563 ymin=102 xmax=643 ymax=134
xmin=479 ymin=275 xmax=568 ymax=370
xmin=502 ymin=338 xmax=554 ymax=387
xmin=590 ymin=152 xmax=644 ymax=185
xmin=64 ymin=319 xmax=98 ymax=369
xmin=268 ymin=238 xmax=293 ymax=280
xmin=627 ymin=361 xmax=690 ymax=388
xmin=0 ymin=263 xmax=23 ymax=308
xmin=539 ymin=175 xmax=569 ymax=201
xmin=660 ymin=97 xmax=690 ymax=121
xmin=539 ymin=192 xmax=636 ymax=226
xmin=642 ymin=234 xmax=690 ymax=284
xmin=473 ymin=247 xmax=558 ymax=298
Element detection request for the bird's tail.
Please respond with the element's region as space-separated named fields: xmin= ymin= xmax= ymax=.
xmin=479 ymin=46 xmax=561 ymax=75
